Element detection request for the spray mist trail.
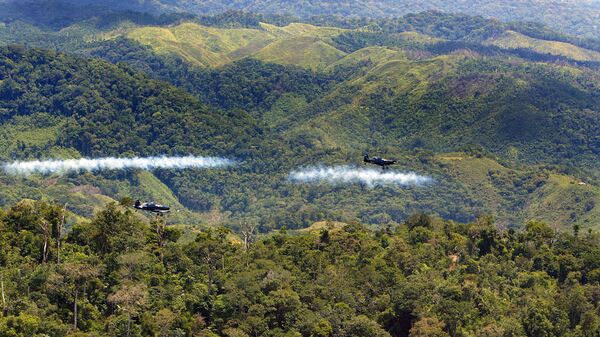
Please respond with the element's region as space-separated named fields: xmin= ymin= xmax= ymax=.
xmin=289 ymin=166 xmax=432 ymax=187
xmin=3 ymin=156 xmax=235 ymax=175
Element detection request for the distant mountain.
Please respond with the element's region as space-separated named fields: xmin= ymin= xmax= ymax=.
xmin=50 ymin=0 xmax=600 ymax=39
xmin=0 ymin=0 xmax=191 ymax=30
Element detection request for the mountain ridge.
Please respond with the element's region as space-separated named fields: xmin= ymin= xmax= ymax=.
xmin=50 ymin=0 xmax=600 ymax=39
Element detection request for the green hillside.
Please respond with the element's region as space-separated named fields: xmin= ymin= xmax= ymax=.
xmin=252 ymin=36 xmax=346 ymax=70
xmin=279 ymin=53 xmax=600 ymax=170
xmin=527 ymin=175 xmax=600 ymax=229
xmin=127 ymin=23 xmax=276 ymax=67
xmin=126 ymin=22 xmax=347 ymax=69
xmin=49 ymin=0 xmax=600 ymax=38
xmin=485 ymin=30 xmax=600 ymax=62
xmin=121 ymin=13 xmax=600 ymax=71
xmin=0 ymin=11 xmax=600 ymax=233
xmin=0 ymin=45 xmax=261 ymax=224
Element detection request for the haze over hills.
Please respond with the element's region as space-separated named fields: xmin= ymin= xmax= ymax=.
xmin=23 ymin=0 xmax=599 ymax=39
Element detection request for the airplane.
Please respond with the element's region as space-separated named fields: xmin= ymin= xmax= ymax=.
xmin=363 ymin=154 xmax=397 ymax=170
xmin=134 ymin=200 xmax=170 ymax=214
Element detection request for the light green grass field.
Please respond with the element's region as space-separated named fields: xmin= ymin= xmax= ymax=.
xmin=526 ymin=174 xmax=600 ymax=231
xmin=485 ymin=30 xmax=600 ymax=62
xmin=127 ymin=22 xmax=348 ymax=69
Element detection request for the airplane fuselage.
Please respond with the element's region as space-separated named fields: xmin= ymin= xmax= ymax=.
xmin=364 ymin=155 xmax=397 ymax=169
xmin=134 ymin=200 xmax=170 ymax=213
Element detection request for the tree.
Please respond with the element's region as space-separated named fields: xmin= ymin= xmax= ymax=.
xmin=108 ymin=282 xmax=148 ymax=337
xmin=405 ymin=214 xmax=433 ymax=230
xmin=39 ymin=219 xmax=51 ymax=263
xmin=4 ymin=200 xmax=64 ymax=262
xmin=263 ymin=289 xmax=301 ymax=329
xmin=523 ymin=305 xmax=553 ymax=337
xmin=409 ymin=317 xmax=450 ymax=337
xmin=151 ymin=216 xmax=167 ymax=264
xmin=343 ymin=315 xmax=391 ymax=337
xmin=579 ymin=310 xmax=600 ymax=337
xmin=87 ymin=203 xmax=145 ymax=256
xmin=241 ymin=221 xmax=257 ymax=252
xmin=188 ymin=230 xmax=229 ymax=299
xmin=56 ymin=203 xmax=67 ymax=264
xmin=49 ymin=259 xmax=101 ymax=330
xmin=154 ymin=308 xmax=178 ymax=337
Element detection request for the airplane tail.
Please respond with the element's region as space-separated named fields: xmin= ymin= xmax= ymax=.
xmin=134 ymin=200 xmax=141 ymax=208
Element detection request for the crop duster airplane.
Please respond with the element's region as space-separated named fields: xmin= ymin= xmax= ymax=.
xmin=134 ymin=200 xmax=170 ymax=214
xmin=363 ymin=154 xmax=397 ymax=170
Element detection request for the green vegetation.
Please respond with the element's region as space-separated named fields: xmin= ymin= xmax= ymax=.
xmin=485 ymin=31 xmax=600 ymax=62
xmin=1 ymin=200 xmax=599 ymax=336
xmin=0 ymin=45 xmax=261 ymax=158
xmin=126 ymin=23 xmax=275 ymax=67
xmin=527 ymin=175 xmax=600 ymax=230
xmin=2 ymin=8 xmax=600 ymax=231
xmin=0 ymin=6 xmax=599 ymax=335
xmin=56 ymin=0 xmax=600 ymax=38
xmin=251 ymin=36 xmax=345 ymax=71
xmin=126 ymin=22 xmax=346 ymax=69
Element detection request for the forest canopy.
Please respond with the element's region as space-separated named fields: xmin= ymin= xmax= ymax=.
xmin=0 ymin=200 xmax=599 ymax=336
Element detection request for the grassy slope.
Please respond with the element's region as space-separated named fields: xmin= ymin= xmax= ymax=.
xmin=285 ymin=54 xmax=460 ymax=150
xmin=135 ymin=171 xmax=206 ymax=224
xmin=326 ymin=46 xmax=407 ymax=70
xmin=527 ymin=175 xmax=600 ymax=230
xmin=252 ymin=36 xmax=346 ymax=70
xmin=485 ymin=30 xmax=600 ymax=62
xmin=435 ymin=154 xmax=600 ymax=231
xmin=127 ymin=22 xmax=347 ymax=69
xmin=436 ymin=153 xmax=509 ymax=219
xmin=137 ymin=171 xmax=183 ymax=208
xmin=127 ymin=23 xmax=277 ymax=67
xmin=300 ymin=220 xmax=348 ymax=231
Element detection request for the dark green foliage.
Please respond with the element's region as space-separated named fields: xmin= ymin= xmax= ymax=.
xmin=89 ymin=38 xmax=335 ymax=114
xmin=79 ymin=0 xmax=599 ymax=38
xmin=195 ymin=10 xmax=299 ymax=29
xmin=331 ymin=12 xmax=600 ymax=57
xmin=0 ymin=45 xmax=262 ymax=158
xmin=0 ymin=0 xmax=193 ymax=31
xmin=370 ymin=11 xmax=506 ymax=41
xmin=1 ymin=201 xmax=599 ymax=336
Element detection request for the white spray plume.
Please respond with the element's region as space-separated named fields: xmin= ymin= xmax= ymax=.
xmin=289 ymin=166 xmax=432 ymax=187
xmin=3 ymin=156 xmax=235 ymax=175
